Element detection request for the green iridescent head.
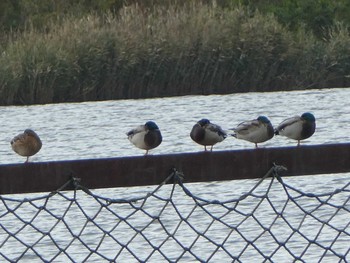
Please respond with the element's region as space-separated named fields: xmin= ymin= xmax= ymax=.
xmin=198 ymin=119 xmax=210 ymax=126
xmin=301 ymin=112 xmax=315 ymax=122
xmin=257 ymin=116 xmax=271 ymax=124
xmin=145 ymin=121 xmax=159 ymax=130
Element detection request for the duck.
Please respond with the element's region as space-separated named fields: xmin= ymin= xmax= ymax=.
xmin=275 ymin=112 xmax=316 ymax=146
xmin=190 ymin=119 xmax=227 ymax=151
xmin=127 ymin=121 xmax=162 ymax=155
xmin=11 ymin=129 xmax=42 ymax=163
xmin=231 ymin=116 xmax=274 ymax=148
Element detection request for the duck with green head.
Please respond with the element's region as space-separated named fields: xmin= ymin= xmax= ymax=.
xmin=231 ymin=116 xmax=274 ymax=148
xmin=275 ymin=112 xmax=316 ymax=146
xmin=11 ymin=129 xmax=42 ymax=163
xmin=190 ymin=119 xmax=227 ymax=151
xmin=127 ymin=121 xmax=162 ymax=155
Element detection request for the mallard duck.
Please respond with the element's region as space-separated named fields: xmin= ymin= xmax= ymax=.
xmin=275 ymin=112 xmax=316 ymax=146
xmin=231 ymin=116 xmax=274 ymax=148
xmin=11 ymin=129 xmax=42 ymax=163
xmin=127 ymin=121 xmax=162 ymax=155
xmin=190 ymin=119 xmax=227 ymax=151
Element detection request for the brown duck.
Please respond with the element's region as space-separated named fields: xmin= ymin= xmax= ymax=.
xmin=11 ymin=129 xmax=42 ymax=163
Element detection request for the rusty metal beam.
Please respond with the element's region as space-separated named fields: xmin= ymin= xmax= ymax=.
xmin=1 ymin=143 xmax=350 ymax=195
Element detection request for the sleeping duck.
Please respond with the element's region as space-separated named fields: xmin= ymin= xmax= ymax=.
xmin=275 ymin=112 xmax=316 ymax=146
xmin=11 ymin=129 xmax=42 ymax=163
xmin=190 ymin=119 xmax=227 ymax=151
xmin=127 ymin=121 xmax=162 ymax=155
xmin=231 ymin=116 xmax=274 ymax=148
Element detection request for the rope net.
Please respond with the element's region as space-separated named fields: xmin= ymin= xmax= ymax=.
xmin=0 ymin=166 xmax=349 ymax=262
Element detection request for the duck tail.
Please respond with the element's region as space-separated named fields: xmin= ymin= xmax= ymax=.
xmin=225 ymin=129 xmax=236 ymax=137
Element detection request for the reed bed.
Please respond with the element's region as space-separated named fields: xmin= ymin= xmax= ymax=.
xmin=0 ymin=3 xmax=349 ymax=105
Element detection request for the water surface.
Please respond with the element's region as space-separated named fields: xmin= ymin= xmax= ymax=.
xmin=0 ymin=88 xmax=349 ymax=262
xmin=0 ymin=88 xmax=349 ymax=163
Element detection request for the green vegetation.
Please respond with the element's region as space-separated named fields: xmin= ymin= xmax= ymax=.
xmin=0 ymin=0 xmax=350 ymax=105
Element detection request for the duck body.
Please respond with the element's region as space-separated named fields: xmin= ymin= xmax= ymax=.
xmin=275 ymin=112 xmax=316 ymax=145
xmin=190 ymin=119 xmax=227 ymax=151
xmin=127 ymin=121 xmax=162 ymax=154
xmin=11 ymin=129 xmax=42 ymax=162
xmin=232 ymin=116 xmax=274 ymax=147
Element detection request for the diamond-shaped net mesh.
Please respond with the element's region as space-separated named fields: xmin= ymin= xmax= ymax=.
xmin=0 ymin=166 xmax=349 ymax=262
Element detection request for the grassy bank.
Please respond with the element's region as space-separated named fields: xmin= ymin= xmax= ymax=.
xmin=0 ymin=3 xmax=350 ymax=105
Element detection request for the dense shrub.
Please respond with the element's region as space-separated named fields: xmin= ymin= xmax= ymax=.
xmin=0 ymin=2 xmax=350 ymax=105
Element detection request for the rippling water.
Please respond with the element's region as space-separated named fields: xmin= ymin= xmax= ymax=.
xmin=1 ymin=88 xmax=350 ymax=262
xmin=1 ymin=88 xmax=350 ymax=163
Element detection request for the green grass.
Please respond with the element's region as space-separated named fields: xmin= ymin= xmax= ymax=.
xmin=0 ymin=3 xmax=349 ymax=105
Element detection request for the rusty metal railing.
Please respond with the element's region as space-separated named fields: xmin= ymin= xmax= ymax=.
xmin=0 ymin=143 xmax=350 ymax=195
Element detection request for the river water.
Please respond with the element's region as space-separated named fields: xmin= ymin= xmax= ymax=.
xmin=1 ymin=87 xmax=350 ymax=162
xmin=0 ymin=88 xmax=350 ymax=262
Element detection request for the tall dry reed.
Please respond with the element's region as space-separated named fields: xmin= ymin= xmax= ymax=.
xmin=0 ymin=4 xmax=349 ymax=105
